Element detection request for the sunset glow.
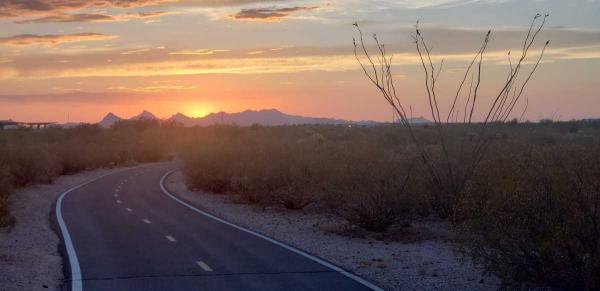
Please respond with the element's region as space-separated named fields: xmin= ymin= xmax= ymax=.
xmin=1 ymin=0 xmax=599 ymax=122
xmin=184 ymin=102 xmax=214 ymax=118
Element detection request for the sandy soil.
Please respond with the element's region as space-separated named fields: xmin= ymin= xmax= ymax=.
xmin=0 ymin=167 xmax=133 ymax=291
xmin=165 ymin=170 xmax=501 ymax=291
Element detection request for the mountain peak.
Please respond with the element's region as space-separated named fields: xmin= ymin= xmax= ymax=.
xmin=130 ymin=110 xmax=158 ymax=120
xmin=261 ymin=108 xmax=282 ymax=113
xmin=99 ymin=112 xmax=122 ymax=128
xmin=172 ymin=112 xmax=188 ymax=118
xmin=168 ymin=112 xmax=195 ymax=126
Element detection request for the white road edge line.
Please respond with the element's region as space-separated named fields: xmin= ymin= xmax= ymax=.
xmin=56 ymin=166 xmax=148 ymax=291
xmin=159 ymin=169 xmax=383 ymax=291
xmin=196 ymin=261 xmax=213 ymax=272
xmin=165 ymin=235 xmax=177 ymax=242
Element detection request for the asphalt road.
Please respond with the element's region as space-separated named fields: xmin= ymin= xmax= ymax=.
xmin=57 ymin=163 xmax=380 ymax=291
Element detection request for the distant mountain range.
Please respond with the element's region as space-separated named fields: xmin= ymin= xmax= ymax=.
xmin=97 ymin=109 xmax=431 ymax=128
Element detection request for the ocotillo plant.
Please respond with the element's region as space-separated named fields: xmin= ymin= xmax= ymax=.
xmin=353 ymin=14 xmax=550 ymax=218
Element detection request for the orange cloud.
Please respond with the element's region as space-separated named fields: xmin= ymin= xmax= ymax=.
xmin=1 ymin=0 xmax=284 ymax=19
xmin=2 ymin=27 xmax=599 ymax=80
xmin=0 ymin=33 xmax=117 ymax=46
xmin=0 ymin=0 xmax=172 ymax=18
xmin=107 ymin=85 xmax=196 ymax=92
xmin=14 ymin=11 xmax=175 ymax=23
xmin=169 ymin=49 xmax=231 ymax=55
xmin=231 ymin=6 xmax=319 ymax=21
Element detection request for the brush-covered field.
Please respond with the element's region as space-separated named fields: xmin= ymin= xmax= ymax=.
xmin=1 ymin=120 xmax=599 ymax=290
xmin=181 ymin=121 xmax=600 ymax=290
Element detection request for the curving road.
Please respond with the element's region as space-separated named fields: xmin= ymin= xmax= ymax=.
xmin=56 ymin=163 xmax=380 ymax=291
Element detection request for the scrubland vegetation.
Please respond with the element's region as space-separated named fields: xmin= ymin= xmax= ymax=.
xmin=181 ymin=122 xmax=600 ymax=290
xmin=0 ymin=119 xmax=172 ymax=227
xmin=2 ymin=120 xmax=598 ymax=289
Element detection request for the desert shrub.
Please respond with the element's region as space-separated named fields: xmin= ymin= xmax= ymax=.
xmin=457 ymin=143 xmax=600 ymax=290
xmin=54 ymin=140 xmax=94 ymax=174
xmin=183 ymin=126 xmax=326 ymax=208
xmin=230 ymin=141 xmax=283 ymax=204
xmin=270 ymin=155 xmax=322 ymax=210
xmin=4 ymin=144 xmax=61 ymax=186
xmin=182 ymin=125 xmax=419 ymax=227
xmin=0 ymin=164 xmax=15 ymax=228
xmin=321 ymin=138 xmax=417 ymax=232
xmin=233 ymin=136 xmax=325 ymax=208
xmin=129 ymin=131 xmax=168 ymax=163
xmin=184 ymin=139 xmax=240 ymax=194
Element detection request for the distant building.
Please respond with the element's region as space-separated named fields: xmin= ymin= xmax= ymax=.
xmin=0 ymin=120 xmax=19 ymax=130
xmin=0 ymin=120 xmax=56 ymax=130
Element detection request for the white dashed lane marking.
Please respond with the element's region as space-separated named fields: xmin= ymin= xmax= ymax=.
xmin=116 ymin=200 xmax=122 ymax=204
xmin=126 ymin=208 xmax=133 ymax=212
xmin=165 ymin=235 xmax=177 ymax=242
xmin=196 ymin=261 xmax=213 ymax=272
xmin=142 ymin=219 xmax=152 ymax=224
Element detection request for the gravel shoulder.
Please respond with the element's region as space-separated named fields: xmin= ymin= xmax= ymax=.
xmin=165 ymin=170 xmax=501 ymax=291
xmin=0 ymin=166 xmax=136 ymax=291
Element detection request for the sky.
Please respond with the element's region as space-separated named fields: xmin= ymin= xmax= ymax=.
xmin=0 ymin=0 xmax=599 ymax=123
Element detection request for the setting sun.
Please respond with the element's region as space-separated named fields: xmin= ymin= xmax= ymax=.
xmin=184 ymin=103 xmax=213 ymax=118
